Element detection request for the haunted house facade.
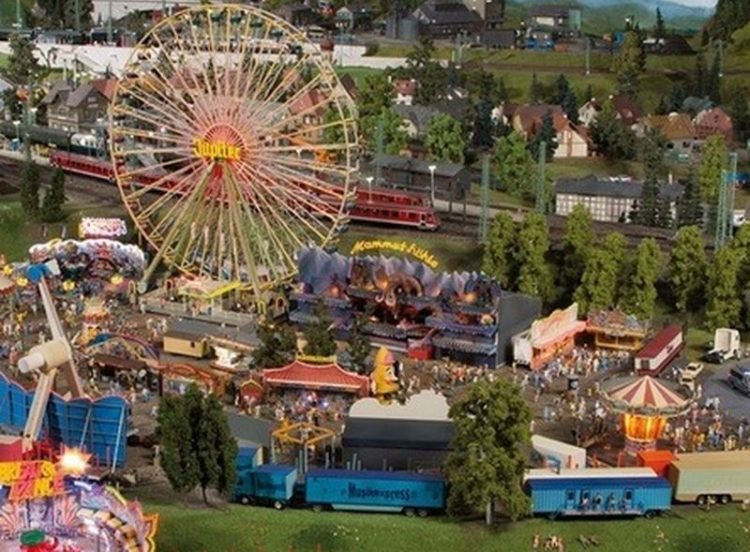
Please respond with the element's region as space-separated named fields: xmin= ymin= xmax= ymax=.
xmin=289 ymin=247 xmax=540 ymax=367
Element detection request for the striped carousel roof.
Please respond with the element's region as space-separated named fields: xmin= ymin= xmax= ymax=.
xmin=604 ymin=376 xmax=689 ymax=411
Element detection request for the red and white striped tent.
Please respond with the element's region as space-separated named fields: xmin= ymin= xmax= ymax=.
xmin=602 ymin=375 xmax=691 ymax=415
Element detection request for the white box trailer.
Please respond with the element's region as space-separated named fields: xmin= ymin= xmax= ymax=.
xmin=531 ymin=435 xmax=587 ymax=470
xmin=668 ymin=450 xmax=750 ymax=504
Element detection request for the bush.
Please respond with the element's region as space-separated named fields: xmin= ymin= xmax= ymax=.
xmin=363 ymin=42 xmax=379 ymax=56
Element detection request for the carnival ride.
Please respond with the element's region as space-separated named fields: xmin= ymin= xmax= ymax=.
xmin=16 ymin=262 xmax=85 ymax=451
xmin=107 ymin=4 xmax=358 ymax=304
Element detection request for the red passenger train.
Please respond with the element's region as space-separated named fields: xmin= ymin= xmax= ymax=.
xmin=48 ymin=151 xmax=440 ymax=231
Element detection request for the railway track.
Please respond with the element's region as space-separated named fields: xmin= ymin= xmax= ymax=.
xmin=1 ymin=156 xmax=686 ymax=251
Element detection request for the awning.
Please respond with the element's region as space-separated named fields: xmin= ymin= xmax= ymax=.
xmin=533 ymin=320 xmax=587 ymax=349
xmin=263 ymin=360 xmax=370 ymax=394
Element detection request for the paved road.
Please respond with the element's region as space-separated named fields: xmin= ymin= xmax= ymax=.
xmin=701 ymin=359 xmax=750 ymax=421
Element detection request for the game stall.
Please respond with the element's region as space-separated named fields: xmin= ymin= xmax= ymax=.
xmin=586 ymin=310 xmax=650 ymax=352
xmin=512 ymin=303 xmax=587 ymax=370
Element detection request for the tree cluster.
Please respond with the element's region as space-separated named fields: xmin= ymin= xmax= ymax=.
xmin=613 ymin=31 xmax=645 ymax=98
xmin=303 ymin=300 xmax=338 ymax=357
xmin=253 ymin=322 xmax=298 ymax=369
xmin=704 ymin=0 xmax=750 ymax=42
xmin=37 ymin=0 xmax=94 ymax=29
xmin=589 ymin=100 xmax=636 ymax=160
xmin=157 ymin=385 xmax=238 ymax=505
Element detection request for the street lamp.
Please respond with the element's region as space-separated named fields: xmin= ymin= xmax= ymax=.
xmin=28 ymin=107 xmax=37 ymax=125
xmin=428 ymin=164 xmax=437 ymax=206
xmin=365 ymin=176 xmax=374 ymax=203
xmin=12 ymin=120 xmax=20 ymax=142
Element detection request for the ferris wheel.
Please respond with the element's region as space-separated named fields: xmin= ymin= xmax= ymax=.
xmin=109 ymin=4 xmax=358 ymax=303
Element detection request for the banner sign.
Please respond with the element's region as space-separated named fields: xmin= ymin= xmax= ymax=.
xmin=350 ymin=240 xmax=439 ymax=269
xmin=0 ymin=461 xmax=65 ymax=501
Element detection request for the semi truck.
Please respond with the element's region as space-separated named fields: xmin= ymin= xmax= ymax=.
xmin=667 ymin=450 xmax=750 ymax=505
xmin=233 ymin=454 xmax=446 ymax=515
xmin=704 ymin=328 xmax=741 ymax=364
xmin=304 ymin=469 xmax=445 ymax=516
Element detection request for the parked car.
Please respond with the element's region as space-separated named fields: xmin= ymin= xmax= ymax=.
xmin=728 ymin=365 xmax=750 ymax=396
xmin=678 ymin=362 xmax=703 ymax=391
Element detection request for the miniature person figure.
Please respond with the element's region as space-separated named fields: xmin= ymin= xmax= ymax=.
xmin=532 ymin=533 xmax=541 ymax=549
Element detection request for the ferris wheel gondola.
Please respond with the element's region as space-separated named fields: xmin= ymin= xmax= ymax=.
xmin=109 ymin=4 xmax=358 ymax=308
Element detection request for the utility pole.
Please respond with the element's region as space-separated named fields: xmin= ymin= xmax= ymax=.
xmin=75 ymin=0 xmax=81 ymax=32
xmin=479 ymin=154 xmax=490 ymax=244
xmin=536 ymin=142 xmax=547 ymax=213
xmin=728 ymin=151 xmax=738 ymax=234
xmin=717 ymin=39 xmax=724 ymax=78
xmin=585 ymin=38 xmax=590 ymax=76
xmin=15 ymin=0 xmax=22 ymax=27
xmin=715 ymin=170 xmax=730 ymax=250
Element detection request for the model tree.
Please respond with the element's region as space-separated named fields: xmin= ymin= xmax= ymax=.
xmin=668 ymin=226 xmax=707 ymax=313
xmin=41 ymin=168 xmax=67 ymax=223
xmin=613 ymin=30 xmax=644 ymax=97
xmin=303 ymin=300 xmax=337 ymax=357
xmin=699 ymin=134 xmax=727 ymax=203
xmin=654 ymin=8 xmax=666 ymax=42
xmin=253 ymin=322 xmax=298 ymax=369
xmin=348 ymin=313 xmax=372 ymax=374
xmin=20 ymin=159 xmax=40 ymax=218
xmin=445 ymin=379 xmax=531 ymax=524
xmin=358 ymin=72 xmax=394 ymax=121
xmin=706 ymin=246 xmax=743 ymax=330
xmin=527 ymin=111 xmax=558 ymax=161
xmin=590 ymin=100 xmax=636 ymax=160
xmin=471 ymin=99 xmax=495 ymax=151
xmin=528 ymin=73 xmax=545 ymax=104
xmin=494 ymin=131 xmax=535 ymax=199
xmin=727 ymin=84 xmax=750 ymax=143
xmin=634 ymin=172 xmax=660 ymax=227
xmin=620 ymin=238 xmax=662 ymax=320
xmin=552 ymin=74 xmax=578 ymax=124
xmin=676 ymin=166 xmax=703 ymax=228
xmin=361 ymin=107 xmax=408 ymax=156
xmin=425 ymin=114 xmax=465 ymax=164
xmin=482 ymin=212 xmax=517 ymax=289
xmin=514 ymin=212 xmax=553 ymax=303
xmin=574 ymin=248 xmax=618 ymax=314
xmin=63 ymin=0 xmax=94 ymax=28
xmin=157 ymin=385 xmax=238 ymax=505
xmin=561 ymin=204 xmax=594 ymax=294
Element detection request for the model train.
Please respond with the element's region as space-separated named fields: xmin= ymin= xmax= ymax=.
xmin=46 ymin=149 xmax=440 ymax=230
xmin=233 ymin=449 xmax=750 ymax=519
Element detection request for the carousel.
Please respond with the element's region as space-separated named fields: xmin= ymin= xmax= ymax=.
xmin=601 ymin=375 xmax=692 ymax=455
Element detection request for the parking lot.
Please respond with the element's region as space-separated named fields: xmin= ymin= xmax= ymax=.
xmin=701 ymin=360 xmax=750 ymax=421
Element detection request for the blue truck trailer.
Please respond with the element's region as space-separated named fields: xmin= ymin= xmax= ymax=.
xmin=304 ymin=469 xmax=446 ymax=516
xmin=526 ymin=474 xmax=672 ymax=519
xmin=234 ymin=464 xmax=298 ymax=509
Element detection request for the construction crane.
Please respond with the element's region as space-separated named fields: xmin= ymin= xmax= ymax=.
xmin=17 ymin=260 xmax=85 ymax=451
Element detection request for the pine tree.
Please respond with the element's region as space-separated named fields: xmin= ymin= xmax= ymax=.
xmin=603 ymin=231 xmax=629 ymax=293
xmin=620 ymin=238 xmax=662 ymax=320
xmin=668 ymin=225 xmax=707 ymax=312
xmin=613 ymin=30 xmax=644 ymax=97
xmin=656 ymin=197 xmax=673 ymax=229
xmin=529 ymin=73 xmax=544 ymax=104
xmin=348 ymin=313 xmax=372 ymax=374
xmin=303 ymin=300 xmax=337 ymax=357
xmin=157 ymin=393 xmax=200 ymax=495
xmin=528 ymin=111 xmax=558 ymax=161
xmin=514 ymin=212 xmax=553 ymax=303
xmin=20 ymin=160 xmax=40 ymax=218
xmin=677 ymin=166 xmax=704 ymax=228
xmin=590 ymin=100 xmax=636 ymax=160
xmin=552 ymin=74 xmax=579 ymax=121
xmin=482 ymin=213 xmax=517 ymax=289
xmin=655 ymin=8 xmax=666 ymax=42
xmin=694 ymin=53 xmax=707 ymax=98
xmin=471 ymin=99 xmax=495 ymax=151
xmin=635 ymin=173 xmax=660 ymax=227
xmin=728 ymin=84 xmax=750 ymax=143
xmin=41 ymin=168 xmax=67 ymax=223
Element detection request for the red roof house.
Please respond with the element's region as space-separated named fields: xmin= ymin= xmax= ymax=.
xmin=693 ymin=107 xmax=734 ymax=142
xmin=262 ymin=360 xmax=370 ymax=395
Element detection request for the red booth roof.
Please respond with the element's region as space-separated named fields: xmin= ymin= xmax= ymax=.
xmin=262 ymin=360 xmax=370 ymax=394
xmin=606 ymin=375 xmax=687 ymax=410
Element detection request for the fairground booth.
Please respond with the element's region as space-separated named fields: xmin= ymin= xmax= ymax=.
xmin=601 ymin=375 xmax=692 ymax=455
xmin=290 ymin=246 xmax=540 ymax=367
xmin=0 ymin=452 xmax=157 ymax=551
xmin=512 ymin=303 xmax=587 ymax=370
xmin=586 ymin=309 xmax=650 ymax=351
xmin=262 ymin=359 xmax=370 ymax=396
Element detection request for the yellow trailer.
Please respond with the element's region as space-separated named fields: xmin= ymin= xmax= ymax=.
xmin=163 ymin=330 xmax=210 ymax=359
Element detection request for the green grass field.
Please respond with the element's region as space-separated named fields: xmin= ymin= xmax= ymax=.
xmin=141 ymin=500 xmax=750 ymax=552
